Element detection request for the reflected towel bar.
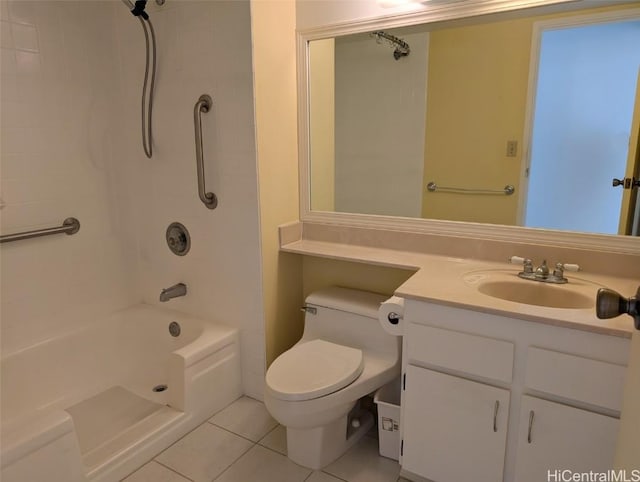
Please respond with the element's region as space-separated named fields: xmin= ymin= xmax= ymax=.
xmin=0 ymin=217 xmax=80 ymax=244
xmin=426 ymin=182 xmax=515 ymax=196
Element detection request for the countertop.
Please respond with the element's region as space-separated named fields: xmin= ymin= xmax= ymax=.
xmin=281 ymin=238 xmax=638 ymax=338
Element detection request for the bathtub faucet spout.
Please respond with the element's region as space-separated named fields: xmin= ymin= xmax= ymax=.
xmin=160 ymin=283 xmax=187 ymax=302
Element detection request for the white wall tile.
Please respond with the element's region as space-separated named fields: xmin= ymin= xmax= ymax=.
xmin=11 ymin=22 xmax=37 ymax=51
xmin=7 ymin=0 xmax=35 ymax=26
xmin=0 ymin=1 xmax=138 ymax=356
xmin=1 ymin=20 xmax=12 ymax=48
xmin=112 ymin=0 xmax=265 ymax=396
xmin=0 ymin=1 xmax=9 ymax=22
xmin=1 ymin=46 xmax=15 ymax=73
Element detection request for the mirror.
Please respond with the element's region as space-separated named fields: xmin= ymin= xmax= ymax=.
xmin=306 ymin=2 xmax=640 ymax=237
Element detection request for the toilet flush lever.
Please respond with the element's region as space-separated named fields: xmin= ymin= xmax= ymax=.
xmin=300 ymin=306 xmax=317 ymax=315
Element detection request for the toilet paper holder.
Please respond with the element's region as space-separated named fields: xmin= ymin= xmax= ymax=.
xmin=387 ymin=312 xmax=401 ymax=325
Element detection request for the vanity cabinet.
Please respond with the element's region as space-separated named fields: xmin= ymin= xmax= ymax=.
xmin=513 ymin=396 xmax=619 ymax=482
xmin=403 ymin=366 xmax=510 ymax=482
xmin=400 ymin=301 xmax=630 ymax=482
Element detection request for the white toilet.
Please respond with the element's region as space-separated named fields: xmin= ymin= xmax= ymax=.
xmin=264 ymin=287 xmax=401 ymax=469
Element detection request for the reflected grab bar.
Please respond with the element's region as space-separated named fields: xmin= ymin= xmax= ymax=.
xmin=426 ymin=182 xmax=515 ymax=196
xmin=193 ymin=94 xmax=217 ymax=209
xmin=0 ymin=217 xmax=80 ymax=244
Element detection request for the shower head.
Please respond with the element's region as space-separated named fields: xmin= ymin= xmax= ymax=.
xmin=371 ymin=30 xmax=410 ymax=60
xmin=121 ymin=0 xmax=149 ymax=20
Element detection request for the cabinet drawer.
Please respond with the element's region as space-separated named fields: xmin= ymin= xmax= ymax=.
xmin=525 ymin=347 xmax=627 ymax=411
xmin=407 ymin=323 xmax=514 ymax=383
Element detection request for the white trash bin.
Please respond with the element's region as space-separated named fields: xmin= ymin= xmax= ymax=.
xmin=373 ymin=378 xmax=401 ymax=460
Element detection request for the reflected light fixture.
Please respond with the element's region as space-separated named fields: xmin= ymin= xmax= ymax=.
xmin=377 ymin=0 xmax=421 ymax=8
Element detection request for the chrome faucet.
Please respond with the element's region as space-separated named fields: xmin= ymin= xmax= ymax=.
xmin=159 ymin=283 xmax=187 ymax=302
xmin=509 ymin=256 xmax=580 ymax=284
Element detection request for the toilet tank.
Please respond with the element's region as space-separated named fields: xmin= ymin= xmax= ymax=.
xmin=301 ymin=287 xmax=399 ymax=357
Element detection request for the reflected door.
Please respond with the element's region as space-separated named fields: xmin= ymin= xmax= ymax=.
xmin=614 ymin=331 xmax=640 ymax=471
xmin=617 ymin=70 xmax=640 ymax=235
xmin=523 ymin=18 xmax=640 ymax=235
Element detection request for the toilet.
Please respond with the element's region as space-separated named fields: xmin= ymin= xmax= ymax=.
xmin=264 ymin=286 xmax=401 ymax=469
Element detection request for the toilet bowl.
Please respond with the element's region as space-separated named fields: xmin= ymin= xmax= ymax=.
xmin=264 ymin=287 xmax=401 ymax=469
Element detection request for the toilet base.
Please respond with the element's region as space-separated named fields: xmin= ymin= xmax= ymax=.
xmin=286 ymin=407 xmax=374 ymax=470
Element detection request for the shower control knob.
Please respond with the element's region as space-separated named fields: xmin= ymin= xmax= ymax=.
xmin=166 ymin=222 xmax=191 ymax=256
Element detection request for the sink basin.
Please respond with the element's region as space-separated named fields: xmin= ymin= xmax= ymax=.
xmin=476 ymin=280 xmax=594 ymax=309
xmin=463 ymin=270 xmax=597 ymax=309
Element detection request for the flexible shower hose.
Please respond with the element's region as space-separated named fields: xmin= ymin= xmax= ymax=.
xmin=138 ymin=16 xmax=156 ymax=158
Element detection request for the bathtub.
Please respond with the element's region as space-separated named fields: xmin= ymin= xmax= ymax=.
xmin=0 ymin=304 xmax=242 ymax=482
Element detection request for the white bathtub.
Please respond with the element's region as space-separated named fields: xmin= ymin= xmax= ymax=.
xmin=0 ymin=304 xmax=242 ymax=482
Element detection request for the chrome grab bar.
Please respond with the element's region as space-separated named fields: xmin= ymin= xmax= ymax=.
xmin=0 ymin=217 xmax=80 ymax=244
xmin=193 ymin=94 xmax=217 ymax=209
xmin=426 ymin=181 xmax=515 ymax=196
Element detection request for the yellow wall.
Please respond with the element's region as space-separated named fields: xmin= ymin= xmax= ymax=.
xmin=421 ymin=17 xmax=531 ymax=224
xmin=302 ymin=257 xmax=415 ymax=299
xmin=421 ymin=4 xmax=632 ymax=225
xmin=251 ymin=0 xmax=304 ymax=366
xmin=309 ymin=39 xmax=336 ymax=212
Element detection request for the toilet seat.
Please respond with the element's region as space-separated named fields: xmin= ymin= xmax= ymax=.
xmin=266 ymin=339 xmax=364 ymax=401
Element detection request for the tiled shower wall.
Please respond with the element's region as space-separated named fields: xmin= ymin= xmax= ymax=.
xmin=1 ymin=1 xmax=266 ymax=398
xmin=112 ymin=0 xmax=266 ymax=398
xmin=0 ymin=1 xmax=138 ymax=354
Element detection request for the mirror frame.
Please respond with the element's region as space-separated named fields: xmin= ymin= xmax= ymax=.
xmin=297 ymin=0 xmax=640 ymax=255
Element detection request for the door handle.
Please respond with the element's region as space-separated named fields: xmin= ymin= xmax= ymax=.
xmin=612 ymin=177 xmax=640 ymax=189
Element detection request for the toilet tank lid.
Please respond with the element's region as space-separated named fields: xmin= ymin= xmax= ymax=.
xmin=305 ymin=287 xmax=388 ymax=319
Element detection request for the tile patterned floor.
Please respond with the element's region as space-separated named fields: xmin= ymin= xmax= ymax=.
xmin=122 ymin=396 xmax=405 ymax=482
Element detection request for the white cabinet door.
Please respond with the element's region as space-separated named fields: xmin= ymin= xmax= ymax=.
xmin=615 ymin=331 xmax=640 ymax=470
xmin=402 ymin=366 xmax=510 ymax=482
xmin=514 ymin=395 xmax=619 ymax=482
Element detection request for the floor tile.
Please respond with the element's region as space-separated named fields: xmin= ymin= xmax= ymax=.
xmin=122 ymin=461 xmax=190 ymax=482
xmin=324 ymin=436 xmax=400 ymax=482
xmin=306 ymin=471 xmax=346 ymax=482
xmin=155 ymin=423 xmax=253 ymax=482
xmin=209 ymin=396 xmax=278 ymax=442
xmin=215 ymin=445 xmax=311 ymax=482
xmin=259 ymin=424 xmax=287 ymax=455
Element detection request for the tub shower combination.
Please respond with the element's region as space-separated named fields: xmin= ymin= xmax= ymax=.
xmin=0 ymin=221 xmax=240 ymax=482
xmin=1 ymin=305 xmax=242 ymax=482
xmin=0 ymin=1 xmax=241 ymax=480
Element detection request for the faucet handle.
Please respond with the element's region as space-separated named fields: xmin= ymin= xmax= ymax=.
xmin=560 ymin=263 xmax=580 ymax=272
xmin=510 ymin=256 xmax=534 ymax=273
xmin=553 ymin=262 xmax=580 ymax=276
xmin=551 ymin=262 xmax=581 ymax=283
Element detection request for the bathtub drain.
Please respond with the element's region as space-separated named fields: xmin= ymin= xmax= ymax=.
xmin=153 ymin=384 xmax=168 ymax=393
